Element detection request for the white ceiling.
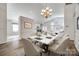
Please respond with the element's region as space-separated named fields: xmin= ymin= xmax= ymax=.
xmin=7 ymin=3 xmax=64 ymax=23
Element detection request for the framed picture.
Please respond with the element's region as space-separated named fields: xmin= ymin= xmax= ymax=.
xmin=24 ymin=22 xmax=32 ymax=29
xmin=77 ymin=16 xmax=79 ymax=30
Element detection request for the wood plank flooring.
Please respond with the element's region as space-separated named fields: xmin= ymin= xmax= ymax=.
xmin=0 ymin=40 xmax=24 ymax=56
xmin=0 ymin=39 xmax=78 ymax=56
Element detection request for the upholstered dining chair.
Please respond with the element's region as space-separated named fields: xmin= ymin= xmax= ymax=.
xmin=48 ymin=34 xmax=70 ymax=55
xmin=22 ymin=38 xmax=43 ymax=56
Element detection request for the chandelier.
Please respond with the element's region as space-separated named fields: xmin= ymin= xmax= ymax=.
xmin=41 ymin=7 xmax=53 ymax=18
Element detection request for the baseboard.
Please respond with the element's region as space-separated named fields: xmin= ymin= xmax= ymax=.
xmin=0 ymin=41 xmax=7 ymax=45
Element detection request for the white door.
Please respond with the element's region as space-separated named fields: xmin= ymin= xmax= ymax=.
xmin=74 ymin=4 xmax=79 ymax=52
xmin=64 ymin=4 xmax=75 ymax=40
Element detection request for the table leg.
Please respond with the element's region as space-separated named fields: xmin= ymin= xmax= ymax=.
xmin=42 ymin=44 xmax=49 ymax=53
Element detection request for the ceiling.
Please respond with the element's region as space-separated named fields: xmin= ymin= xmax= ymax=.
xmin=7 ymin=3 xmax=64 ymax=23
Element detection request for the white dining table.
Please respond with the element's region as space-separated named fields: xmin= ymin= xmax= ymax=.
xmin=29 ymin=34 xmax=59 ymax=45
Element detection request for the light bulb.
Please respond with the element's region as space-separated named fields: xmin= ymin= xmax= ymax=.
xmin=42 ymin=9 xmax=44 ymax=12
xmin=49 ymin=9 xmax=52 ymax=12
xmin=46 ymin=7 xmax=49 ymax=10
xmin=49 ymin=13 xmax=52 ymax=15
xmin=41 ymin=7 xmax=53 ymax=18
xmin=41 ymin=12 xmax=43 ymax=15
xmin=42 ymin=9 xmax=46 ymax=12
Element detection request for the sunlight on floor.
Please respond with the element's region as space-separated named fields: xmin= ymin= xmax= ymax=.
xmin=7 ymin=35 xmax=20 ymax=42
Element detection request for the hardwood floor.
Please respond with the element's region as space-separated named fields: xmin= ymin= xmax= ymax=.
xmin=0 ymin=39 xmax=78 ymax=56
xmin=0 ymin=40 xmax=24 ymax=56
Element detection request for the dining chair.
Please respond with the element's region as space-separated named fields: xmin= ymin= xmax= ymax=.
xmin=54 ymin=32 xmax=64 ymax=42
xmin=48 ymin=34 xmax=70 ymax=55
xmin=49 ymin=32 xmax=65 ymax=46
xmin=22 ymin=38 xmax=43 ymax=56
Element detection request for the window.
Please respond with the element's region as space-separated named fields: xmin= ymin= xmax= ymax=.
xmin=12 ymin=24 xmax=18 ymax=32
xmin=50 ymin=17 xmax=64 ymax=33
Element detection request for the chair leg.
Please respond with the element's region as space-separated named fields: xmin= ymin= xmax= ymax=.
xmin=48 ymin=50 xmax=50 ymax=56
xmin=24 ymin=54 xmax=26 ymax=56
xmin=40 ymin=52 xmax=42 ymax=56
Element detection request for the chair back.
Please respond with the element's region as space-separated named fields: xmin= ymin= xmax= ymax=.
xmin=22 ymin=39 xmax=39 ymax=56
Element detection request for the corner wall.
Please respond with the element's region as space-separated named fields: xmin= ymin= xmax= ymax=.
xmin=0 ymin=3 xmax=7 ymax=44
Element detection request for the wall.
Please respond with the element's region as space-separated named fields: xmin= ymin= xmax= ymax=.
xmin=7 ymin=19 xmax=13 ymax=36
xmin=19 ymin=16 xmax=37 ymax=39
xmin=0 ymin=3 xmax=7 ymax=44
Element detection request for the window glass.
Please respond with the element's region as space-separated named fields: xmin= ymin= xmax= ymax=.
xmin=50 ymin=17 xmax=64 ymax=33
xmin=13 ymin=24 xmax=18 ymax=32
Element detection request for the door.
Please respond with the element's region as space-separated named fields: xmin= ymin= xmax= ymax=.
xmin=74 ymin=4 xmax=79 ymax=52
xmin=64 ymin=4 xmax=75 ymax=40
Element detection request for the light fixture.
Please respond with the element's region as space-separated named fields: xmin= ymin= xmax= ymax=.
xmin=41 ymin=7 xmax=53 ymax=18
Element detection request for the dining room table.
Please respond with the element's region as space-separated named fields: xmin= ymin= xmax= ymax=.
xmin=28 ymin=33 xmax=59 ymax=53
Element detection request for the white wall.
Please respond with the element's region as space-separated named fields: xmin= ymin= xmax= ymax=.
xmin=0 ymin=3 xmax=7 ymax=44
xmin=7 ymin=19 xmax=13 ymax=36
xmin=19 ymin=16 xmax=37 ymax=39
